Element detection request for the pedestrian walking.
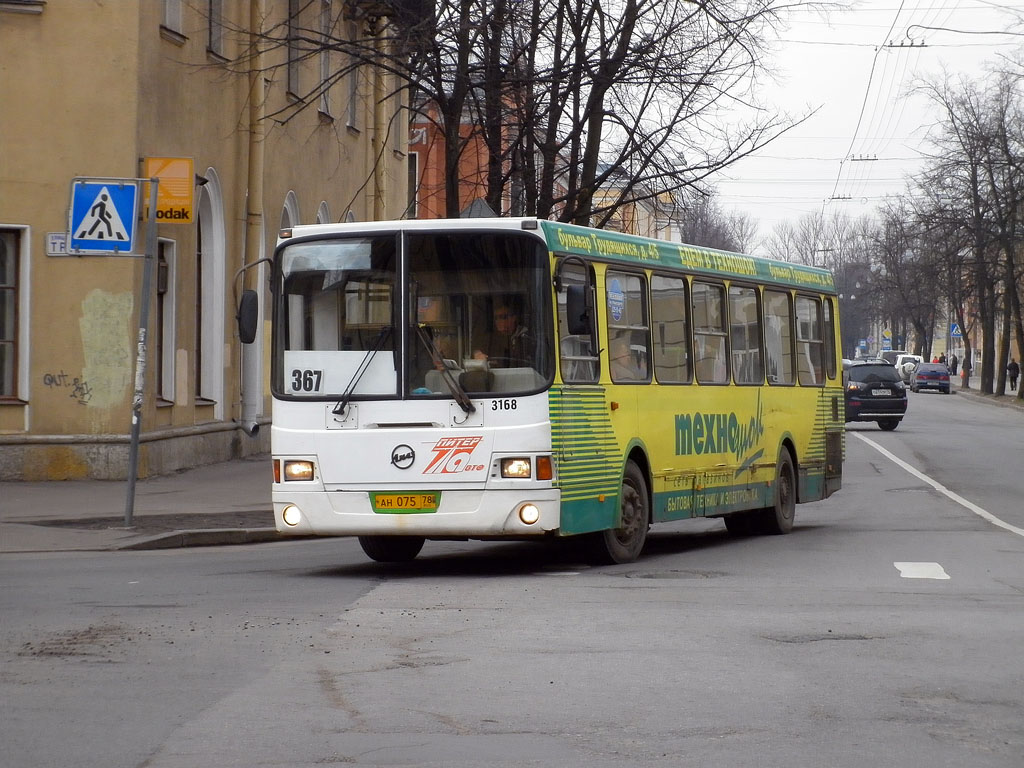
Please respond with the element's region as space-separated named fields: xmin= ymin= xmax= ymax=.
xmin=950 ymin=353 xmax=958 ymax=376
xmin=1008 ymin=358 xmax=1020 ymax=391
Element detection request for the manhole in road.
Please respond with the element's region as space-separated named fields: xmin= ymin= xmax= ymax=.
xmin=624 ymin=569 xmax=726 ymax=580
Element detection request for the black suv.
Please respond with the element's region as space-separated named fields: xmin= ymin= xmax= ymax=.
xmin=844 ymin=361 xmax=907 ymax=430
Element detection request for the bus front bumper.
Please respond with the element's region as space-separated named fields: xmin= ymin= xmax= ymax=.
xmin=272 ymin=488 xmax=562 ymax=538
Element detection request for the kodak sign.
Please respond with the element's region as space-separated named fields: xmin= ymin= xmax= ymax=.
xmin=143 ymin=157 xmax=194 ymax=223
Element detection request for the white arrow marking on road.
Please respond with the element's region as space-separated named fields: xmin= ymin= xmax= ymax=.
xmin=853 ymin=432 xmax=1024 ymax=538
xmin=894 ymin=562 xmax=950 ymax=580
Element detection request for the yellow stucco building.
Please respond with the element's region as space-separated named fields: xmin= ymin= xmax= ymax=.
xmin=0 ymin=0 xmax=408 ymax=479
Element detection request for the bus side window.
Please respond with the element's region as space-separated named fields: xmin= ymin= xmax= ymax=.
xmin=796 ymin=295 xmax=824 ymax=386
xmin=651 ymin=274 xmax=691 ymax=383
xmin=729 ymin=284 xmax=763 ymax=385
xmin=823 ymin=297 xmax=837 ymax=379
xmin=557 ymin=262 xmax=599 ymax=383
xmin=692 ymin=281 xmax=728 ymax=384
xmin=606 ymin=271 xmax=650 ymax=383
xmin=764 ymin=290 xmax=795 ymax=385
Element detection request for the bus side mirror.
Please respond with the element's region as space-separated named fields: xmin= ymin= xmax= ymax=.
xmin=237 ymin=289 xmax=259 ymax=344
xmin=566 ymin=284 xmax=593 ymax=336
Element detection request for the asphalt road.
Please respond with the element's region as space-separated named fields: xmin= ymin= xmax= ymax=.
xmin=2 ymin=390 xmax=1022 ymax=768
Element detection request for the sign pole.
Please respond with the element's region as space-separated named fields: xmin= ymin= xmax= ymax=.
xmin=124 ymin=179 xmax=160 ymax=527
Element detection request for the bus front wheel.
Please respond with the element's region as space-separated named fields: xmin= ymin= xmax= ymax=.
xmin=755 ymin=450 xmax=796 ymax=535
xmin=586 ymin=461 xmax=649 ymax=564
xmin=358 ymin=535 xmax=425 ymax=562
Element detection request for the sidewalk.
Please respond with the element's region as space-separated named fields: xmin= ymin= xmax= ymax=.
xmin=2 ymin=379 xmax=1022 ymax=555
xmin=956 ymin=371 xmax=1024 ymax=411
xmin=0 ymin=454 xmax=277 ymax=554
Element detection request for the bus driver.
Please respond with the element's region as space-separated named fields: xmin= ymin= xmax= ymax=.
xmin=473 ymin=298 xmax=532 ymax=366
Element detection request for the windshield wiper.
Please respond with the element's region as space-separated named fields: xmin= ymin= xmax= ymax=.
xmin=414 ymin=324 xmax=475 ymax=414
xmin=332 ymin=328 xmax=391 ymax=416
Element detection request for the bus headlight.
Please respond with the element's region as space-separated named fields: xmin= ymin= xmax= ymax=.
xmin=518 ymin=504 xmax=541 ymax=525
xmin=282 ymin=504 xmax=303 ymax=526
xmin=283 ymin=460 xmax=315 ymax=481
xmin=501 ymin=458 xmax=531 ymax=478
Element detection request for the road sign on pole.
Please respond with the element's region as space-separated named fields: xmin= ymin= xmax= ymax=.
xmin=950 ymin=323 xmax=962 ymax=338
xmin=68 ymin=178 xmax=139 ymax=254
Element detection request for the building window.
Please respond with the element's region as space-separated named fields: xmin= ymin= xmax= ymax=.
xmin=346 ymin=20 xmax=359 ymax=128
xmin=319 ymin=0 xmax=333 ymax=115
xmin=193 ymin=173 xmax=226 ymax=415
xmin=207 ymin=0 xmax=224 ymax=57
xmin=195 ymin=218 xmax=204 ymax=401
xmin=163 ymin=0 xmax=183 ymax=33
xmin=287 ymin=0 xmax=301 ymax=98
xmin=0 ymin=229 xmax=18 ymax=398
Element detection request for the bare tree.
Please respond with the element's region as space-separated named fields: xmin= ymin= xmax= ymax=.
xmin=914 ymin=70 xmax=1024 ymax=394
xmin=244 ymin=1 xmax=806 ymax=225
xmin=671 ymin=189 xmax=744 ymax=251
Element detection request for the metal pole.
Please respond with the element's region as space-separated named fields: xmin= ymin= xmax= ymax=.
xmin=124 ymin=179 xmax=159 ymax=526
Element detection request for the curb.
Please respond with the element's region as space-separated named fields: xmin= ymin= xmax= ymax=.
xmin=114 ymin=527 xmax=283 ymax=551
xmin=955 ymin=387 xmax=1024 ymax=411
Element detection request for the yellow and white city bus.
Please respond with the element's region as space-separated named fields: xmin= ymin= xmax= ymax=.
xmin=238 ymin=218 xmax=843 ymax=564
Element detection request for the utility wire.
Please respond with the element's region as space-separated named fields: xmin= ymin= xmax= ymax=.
xmin=825 ymin=1 xmax=909 ymax=211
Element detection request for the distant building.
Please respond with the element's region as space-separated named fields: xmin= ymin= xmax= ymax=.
xmin=0 ymin=0 xmax=407 ymax=479
xmin=409 ymin=101 xmax=662 ymax=233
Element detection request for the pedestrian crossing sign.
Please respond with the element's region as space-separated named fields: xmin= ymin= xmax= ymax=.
xmin=68 ymin=178 xmax=139 ymax=254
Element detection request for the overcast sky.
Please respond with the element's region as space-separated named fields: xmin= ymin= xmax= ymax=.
xmin=714 ymin=0 xmax=1024 ymax=252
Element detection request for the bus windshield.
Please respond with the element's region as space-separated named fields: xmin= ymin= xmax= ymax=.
xmin=274 ymin=230 xmax=554 ymax=399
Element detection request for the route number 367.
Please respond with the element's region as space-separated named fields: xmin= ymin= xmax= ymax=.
xmin=291 ymin=369 xmax=323 ymax=393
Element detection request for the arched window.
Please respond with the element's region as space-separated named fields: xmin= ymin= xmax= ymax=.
xmin=194 ymin=169 xmax=226 ymax=418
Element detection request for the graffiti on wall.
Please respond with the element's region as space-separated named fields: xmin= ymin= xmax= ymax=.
xmin=42 ymin=371 xmax=93 ymax=405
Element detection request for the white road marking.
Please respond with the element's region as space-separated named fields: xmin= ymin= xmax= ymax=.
xmin=853 ymin=432 xmax=1024 ymax=538
xmin=894 ymin=562 xmax=950 ymax=580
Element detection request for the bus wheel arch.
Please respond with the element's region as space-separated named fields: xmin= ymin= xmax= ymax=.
xmin=755 ymin=443 xmax=796 ymax=535
xmin=585 ymin=454 xmax=650 ymax=564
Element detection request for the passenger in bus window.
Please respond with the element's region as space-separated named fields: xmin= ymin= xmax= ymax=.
xmin=610 ymin=332 xmax=646 ymax=381
xmin=473 ymin=297 xmax=532 ymax=367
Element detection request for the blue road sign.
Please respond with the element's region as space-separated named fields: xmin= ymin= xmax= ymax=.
xmin=68 ymin=179 xmax=139 ymax=254
xmin=950 ymin=323 xmax=962 ymax=338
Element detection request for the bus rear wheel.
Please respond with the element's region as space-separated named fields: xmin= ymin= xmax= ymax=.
xmin=586 ymin=461 xmax=649 ymax=564
xmin=754 ymin=450 xmax=796 ymax=535
xmin=358 ymin=535 xmax=425 ymax=562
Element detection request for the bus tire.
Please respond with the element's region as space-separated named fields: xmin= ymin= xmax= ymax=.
xmin=358 ymin=535 xmax=425 ymax=562
xmin=586 ymin=461 xmax=649 ymax=564
xmin=755 ymin=450 xmax=796 ymax=535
